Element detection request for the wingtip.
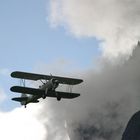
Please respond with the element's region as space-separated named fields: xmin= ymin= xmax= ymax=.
xmin=10 ymin=86 xmax=19 ymax=92
xmin=76 ymin=79 xmax=83 ymax=84
xmin=75 ymin=93 xmax=80 ymax=98
xmin=10 ymin=86 xmax=15 ymax=92
xmin=10 ymin=72 xmax=14 ymax=77
xmin=11 ymin=98 xmax=17 ymax=101
xmin=11 ymin=71 xmax=18 ymax=77
xmin=77 ymin=93 xmax=80 ymax=97
xmin=79 ymin=79 xmax=83 ymax=84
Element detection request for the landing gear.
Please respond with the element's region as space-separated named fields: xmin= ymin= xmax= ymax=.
xmin=24 ymin=105 xmax=26 ymax=108
xmin=56 ymin=92 xmax=61 ymax=101
xmin=42 ymin=94 xmax=46 ymax=99
xmin=57 ymin=96 xmax=61 ymax=101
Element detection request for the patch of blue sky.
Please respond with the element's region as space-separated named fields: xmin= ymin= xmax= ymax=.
xmin=0 ymin=1 xmax=101 ymax=72
xmin=0 ymin=0 xmax=101 ymax=111
xmin=45 ymin=27 xmax=101 ymax=70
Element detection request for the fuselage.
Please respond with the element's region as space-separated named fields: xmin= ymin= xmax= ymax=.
xmin=21 ymin=78 xmax=59 ymax=106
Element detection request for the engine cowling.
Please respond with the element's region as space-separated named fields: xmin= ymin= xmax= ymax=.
xmin=41 ymin=79 xmax=60 ymax=99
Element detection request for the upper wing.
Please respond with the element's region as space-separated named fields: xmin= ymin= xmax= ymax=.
xmin=11 ymin=71 xmax=83 ymax=85
xmin=11 ymin=86 xmax=80 ymax=99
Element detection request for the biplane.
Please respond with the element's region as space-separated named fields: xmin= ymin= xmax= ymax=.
xmin=10 ymin=71 xmax=83 ymax=108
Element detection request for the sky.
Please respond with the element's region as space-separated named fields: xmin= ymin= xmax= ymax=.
xmin=0 ymin=0 xmax=100 ymax=111
xmin=0 ymin=0 xmax=99 ymax=71
xmin=0 ymin=0 xmax=140 ymax=140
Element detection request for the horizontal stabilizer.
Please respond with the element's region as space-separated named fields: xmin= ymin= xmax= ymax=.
xmin=11 ymin=71 xmax=83 ymax=85
xmin=12 ymin=97 xmax=28 ymax=102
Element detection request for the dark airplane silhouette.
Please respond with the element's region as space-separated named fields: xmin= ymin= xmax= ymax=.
xmin=122 ymin=111 xmax=140 ymax=140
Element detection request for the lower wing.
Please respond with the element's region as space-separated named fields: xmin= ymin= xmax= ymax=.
xmin=10 ymin=86 xmax=44 ymax=96
xmin=11 ymin=86 xmax=80 ymax=99
xmin=47 ymin=90 xmax=80 ymax=99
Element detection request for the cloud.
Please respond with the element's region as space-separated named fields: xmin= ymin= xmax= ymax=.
xmin=48 ymin=0 xmax=140 ymax=59
xmin=38 ymin=43 xmax=140 ymax=140
xmin=0 ymin=105 xmax=46 ymax=140
xmin=1 ymin=44 xmax=139 ymax=140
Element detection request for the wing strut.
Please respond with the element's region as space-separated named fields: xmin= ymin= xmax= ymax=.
xmin=20 ymin=79 xmax=26 ymax=87
xmin=66 ymin=85 xmax=73 ymax=93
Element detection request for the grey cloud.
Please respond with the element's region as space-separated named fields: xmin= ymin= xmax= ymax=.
xmin=38 ymin=43 xmax=140 ymax=140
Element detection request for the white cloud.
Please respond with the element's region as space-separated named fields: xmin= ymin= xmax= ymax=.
xmin=0 ymin=105 xmax=46 ymax=140
xmin=48 ymin=0 xmax=140 ymax=59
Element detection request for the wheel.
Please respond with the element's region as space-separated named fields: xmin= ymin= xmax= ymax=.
xmin=56 ymin=92 xmax=61 ymax=101
xmin=42 ymin=94 xmax=46 ymax=99
xmin=57 ymin=96 xmax=61 ymax=101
